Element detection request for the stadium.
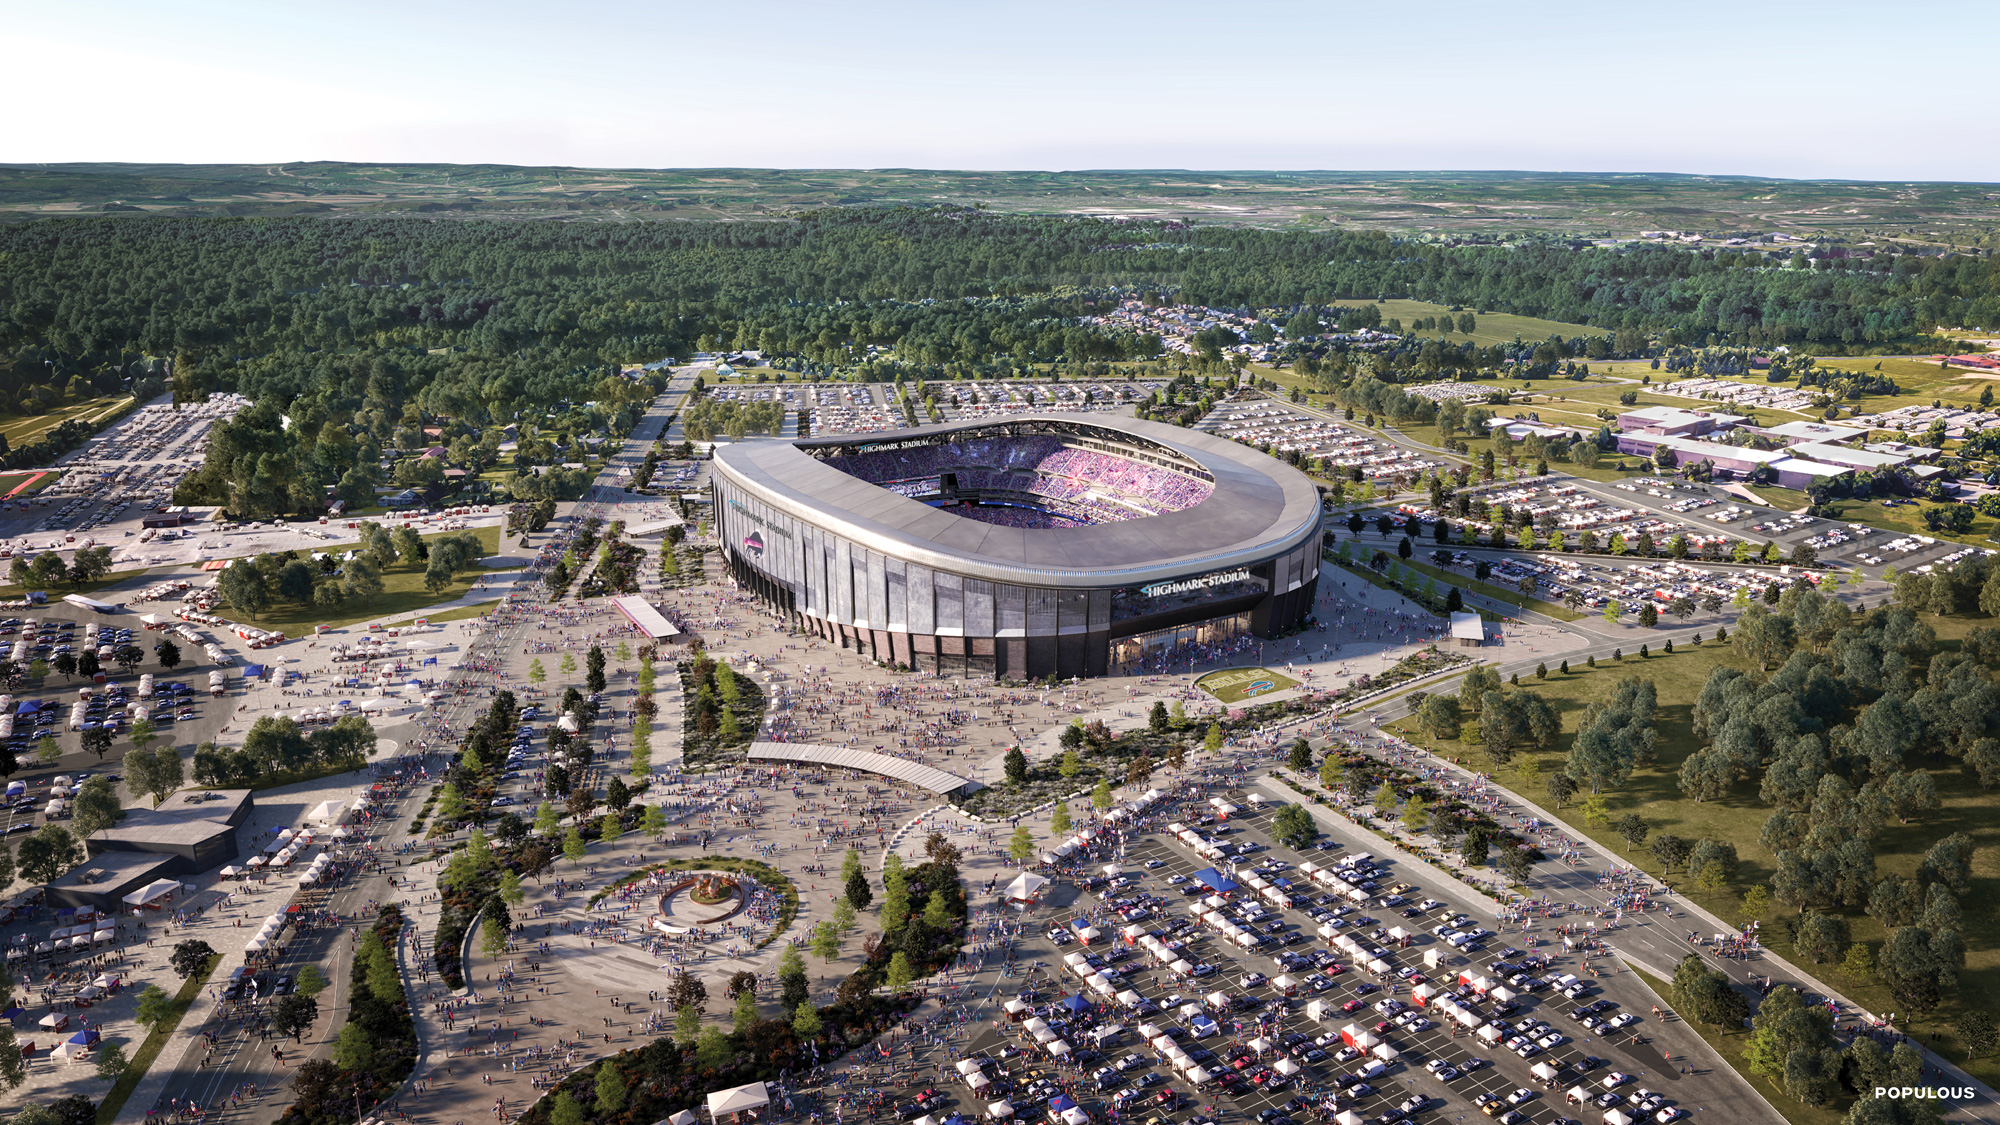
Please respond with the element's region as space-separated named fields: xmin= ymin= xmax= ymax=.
xmin=710 ymin=414 xmax=1323 ymax=680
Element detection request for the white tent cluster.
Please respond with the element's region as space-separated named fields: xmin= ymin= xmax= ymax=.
xmin=1039 ymin=789 xmax=1164 ymax=864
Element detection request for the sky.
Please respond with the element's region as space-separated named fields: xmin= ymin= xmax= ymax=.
xmin=6 ymin=0 xmax=1993 ymax=181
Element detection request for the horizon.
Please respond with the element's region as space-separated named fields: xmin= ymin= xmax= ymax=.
xmin=8 ymin=0 xmax=1993 ymax=181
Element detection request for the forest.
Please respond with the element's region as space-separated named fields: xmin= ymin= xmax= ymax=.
xmin=0 ymin=209 xmax=1993 ymax=514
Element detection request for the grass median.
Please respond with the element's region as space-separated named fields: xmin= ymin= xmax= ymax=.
xmin=96 ymin=952 xmax=221 ymax=1125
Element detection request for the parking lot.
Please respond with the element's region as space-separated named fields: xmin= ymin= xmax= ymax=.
xmin=901 ymin=795 xmax=1774 ymax=1125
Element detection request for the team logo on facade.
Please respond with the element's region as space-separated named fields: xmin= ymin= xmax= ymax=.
xmin=743 ymin=531 xmax=765 ymax=557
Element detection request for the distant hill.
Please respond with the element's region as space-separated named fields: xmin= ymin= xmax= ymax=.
xmin=0 ymin=163 xmax=1994 ymax=247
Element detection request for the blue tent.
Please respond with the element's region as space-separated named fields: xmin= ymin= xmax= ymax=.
xmin=15 ymin=700 xmax=37 ymax=714
xmin=242 ymin=664 xmax=267 ymax=679
xmin=1192 ymin=867 xmax=1238 ymax=895
xmin=1059 ymin=994 xmax=1091 ymax=1013
xmin=1049 ymin=1096 xmax=1077 ymax=1114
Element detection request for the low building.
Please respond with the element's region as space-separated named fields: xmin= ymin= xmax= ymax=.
xmin=86 ymin=788 xmax=254 ymax=873
xmin=44 ymin=851 xmax=185 ymax=914
xmin=1760 ymin=420 xmax=1869 ymax=446
xmin=1614 ymin=406 xmax=1746 ymax=438
xmin=1786 ymin=441 xmax=1914 ymax=473
xmin=1450 ymin=612 xmax=1485 ymax=647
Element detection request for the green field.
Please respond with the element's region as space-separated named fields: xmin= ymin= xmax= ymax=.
xmin=225 ymin=524 xmax=503 ymax=632
xmin=0 ymin=564 xmax=153 ymax=601
xmin=1366 ymin=299 xmax=1608 ymax=348
xmin=1387 ymin=615 xmax=2000 ymax=1086
xmin=0 ymin=394 xmax=134 ymax=447
xmin=381 ymin=599 xmax=500 ymax=628
xmin=0 ymin=469 xmax=62 ymax=496
xmin=1197 ymin=666 xmax=1299 ymax=702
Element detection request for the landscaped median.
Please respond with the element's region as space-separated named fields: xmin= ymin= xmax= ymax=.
xmin=96 ymin=950 xmax=222 ymax=1125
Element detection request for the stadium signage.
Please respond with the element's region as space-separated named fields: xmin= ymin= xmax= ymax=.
xmin=726 ymin=499 xmax=794 ymax=540
xmin=1141 ymin=569 xmax=1250 ymax=598
xmin=853 ymin=439 xmax=935 ymax=454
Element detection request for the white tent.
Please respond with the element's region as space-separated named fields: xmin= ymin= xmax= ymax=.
xmin=245 ymin=938 xmax=267 ymax=953
xmin=706 ymin=1082 xmax=772 ymax=1120
xmin=1532 ymin=1062 xmax=1560 ymax=1082
xmin=1371 ymin=1043 xmax=1399 ymax=1061
xmin=956 ymin=1059 xmax=985 ymax=1076
xmin=309 ymin=800 xmax=346 ymax=823
xmin=1367 ymin=958 xmax=1391 ymax=974
xmin=1490 ymin=986 xmax=1518 ymax=1003
xmin=1247 ymin=1037 xmax=1273 ymax=1055
xmin=1424 ymin=949 xmax=1446 ymax=968
xmin=966 ymin=1073 xmax=991 ymax=1092
xmin=1003 ymin=872 xmax=1050 ymax=901
xmin=53 ymin=1040 xmax=88 ymax=1061
xmin=665 ymin=1112 xmax=699 ymax=1125
xmin=219 ymin=865 xmax=242 ymax=877
xmin=1186 ymin=1064 xmax=1212 ymax=1085
xmin=1272 ymin=1057 xmax=1300 ymax=1075
xmin=1604 ymin=1113 xmax=1634 ymax=1125
xmin=1338 ymin=1113 xmax=1365 ymax=1125
xmin=1567 ymin=1087 xmax=1591 ymax=1105
xmin=1059 ymin=1109 xmax=1086 ymax=1125
xmin=1023 ymin=1017 xmax=1049 ymax=1033
xmin=987 ymin=1102 xmax=1014 ymax=1120
xmin=122 ymin=879 xmax=180 ymax=907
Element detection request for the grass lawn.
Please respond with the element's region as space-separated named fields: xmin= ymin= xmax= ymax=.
xmin=1361 ymin=299 xmax=1606 ymax=349
xmin=0 ymin=565 xmax=155 ymax=600
xmin=382 ymin=599 xmax=499 ymax=628
xmin=1388 ymin=615 xmax=2000 ymax=1087
xmin=1625 ymin=963 xmax=1847 ymax=1125
xmin=0 ymin=469 xmax=63 ymax=496
xmin=1196 ymin=666 xmax=1300 ymax=702
xmin=0 ymin=394 xmax=133 ymax=448
xmin=224 ymin=524 xmax=502 ymax=633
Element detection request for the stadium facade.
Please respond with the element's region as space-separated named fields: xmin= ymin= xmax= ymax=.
xmin=710 ymin=415 xmax=1323 ymax=680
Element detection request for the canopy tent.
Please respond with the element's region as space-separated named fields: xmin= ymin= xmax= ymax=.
xmin=1532 ymin=1062 xmax=1560 ymax=1082
xmin=665 ymin=1113 xmax=700 ymax=1125
xmin=1247 ymin=1037 xmax=1273 ymax=1055
xmin=1059 ymin=994 xmax=1091 ymax=1013
xmin=987 ymin=1103 xmax=1014 ymax=1120
xmin=1338 ymin=1113 xmax=1365 ymax=1125
xmin=705 ymin=1082 xmax=772 ymax=1120
xmin=966 ymin=1073 xmax=991 ymax=1092
xmin=1272 ymin=1057 xmax=1300 ymax=1075
xmin=1186 ymin=1065 xmax=1212 ymax=1085
xmin=1002 ymin=872 xmax=1049 ymax=902
xmin=219 ymin=866 xmax=242 ymax=877
xmin=956 ymin=1059 xmax=985 ymax=1077
xmin=122 ymin=880 xmax=180 ymax=907
xmin=1191 ymin=867 xmax=1239 ymax=895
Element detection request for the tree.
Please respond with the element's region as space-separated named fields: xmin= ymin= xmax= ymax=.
xmin=1287 ymin=737 xmax=1313 ymax=772
xmin=1003 ymin=747 xmax=1028 ymax=786
xmin=1050 ymin=802 xmax=1072 ymax=836
xmin=1917 ymin=831 xmax=1974 ymax=895
xmin=599 ymin=813 xmax=620 ymax=846
xmin=811 ymin=919 xmax=842 ymax=964
xmin=1793 ymin=912 xmax=1849 ymax=964
xmin=793 ymin=1002 xmax=823 ymax=1039
xmin=1497 ymin=845 xmax=1533 ymax=884
xmin=1460 ymin=827 xmax=1490 ymax=867
xmin=1091 ymin=779 xmax=1113 ymax=812
xmin=16 ymin=823 xmax=80 ymax=886
xmin=72 ymin=777 xmax=121 ymax=839
xmin=95 ymin=1040 xmax=129 ymax=1082
xmin=1841 ymin=942 xmax=1876 ymax=983
xmin=1956 ymin=1010 xmax=1997 ymax=1059
xmin=696 ymin=1024 xmax=732 ymax=1071
xmin=1008 ymin=825 xmax=1036 ymax=865
xmin=534 ymin=801 xmax=561 ymax=837
xmin=1204 ymin=723 xmax=1224 ymax=752
xmin=273 ymin=993 xmax=320 ymax=1041
xmin=527 ymin=657 xmax=546 ymax=685
xmin=550 ymin=1094 xmax=586 ymax=1125
xmin=1318 ymin=752 xmax=1345 ymax=790
xmin=133 ymin=984 xmax=174 ymax=1031
xmin=170 ymin=939 xmax=217 ymax=979
xmin=732 ymin=986 xmax=758 ymax=1035
xmin=296 ymin=964 xmax=329 ymax=997
xmin=596 ymin=1066 xmax=628 ymax=1114
xmin=480 ymin=914 xmax=509 ymax=958
xmin=1743 ymin=884 xmax=1771 ymax=917
xmin=1058 ymin=747 xmax=1081 ymax=780
xmin=844 ymin=867 xmax=873 ymax=910
xmin=1615 ymin=813 xmax=1649 ymax=851
xmin=1271 ymin=804 xmax=1317 ymax=849
xmin=563 ymin=825 xmax=587 ymax=864
xmin=885 ymin=950 xmax=917 ymax=991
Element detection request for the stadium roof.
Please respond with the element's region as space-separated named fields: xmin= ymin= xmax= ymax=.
xmin=712 ymin=415 xmax=1322 ymax=588
xmin=746 ymin=741 xmax=982 ymax=796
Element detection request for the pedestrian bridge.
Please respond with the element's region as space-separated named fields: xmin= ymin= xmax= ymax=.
xmin=745 ymin=741 xmax=983 ymax=797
